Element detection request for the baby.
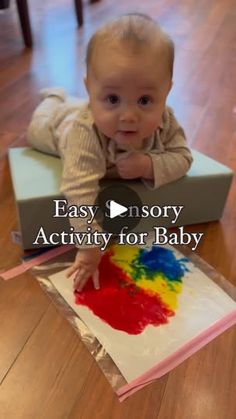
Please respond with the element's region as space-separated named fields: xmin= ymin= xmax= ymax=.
xmin=27 ymin=13 xmax=193 ymax=292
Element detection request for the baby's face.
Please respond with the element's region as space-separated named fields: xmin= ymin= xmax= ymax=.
xmin=85 ymin=43 xmax=172 ymax=150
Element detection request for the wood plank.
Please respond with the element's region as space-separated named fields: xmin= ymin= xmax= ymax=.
xmin=157 ymin=327 xmax=236 ymax=419
xmin=0 ymin=303 xmax=94 ymax=418
xmin=68 ymin=371 xmax=168 ymax=419
xmin=0 ymin=274 xmax=50 ymax=383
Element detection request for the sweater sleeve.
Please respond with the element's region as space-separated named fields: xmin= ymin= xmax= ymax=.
xmin=143 ymin=108 xmax=193 ymax=189
xmin=60 ymin=121 xmax=106 ymax=246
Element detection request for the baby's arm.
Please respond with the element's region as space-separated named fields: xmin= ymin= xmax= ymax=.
xmin=60 ymin=121 xmax=106 ymax=291
xmin=143 ymin=108 xmax=193 ymax=188
xmin=116 ymin=108 xmax=192 ymax=187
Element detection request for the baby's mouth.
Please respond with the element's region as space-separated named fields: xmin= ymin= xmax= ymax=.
xmin=118 ymin=130 xmax=138 ymax=136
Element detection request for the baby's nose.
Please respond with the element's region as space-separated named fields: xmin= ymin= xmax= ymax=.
xmin=120 ymin=108 xmax=138 ymax=123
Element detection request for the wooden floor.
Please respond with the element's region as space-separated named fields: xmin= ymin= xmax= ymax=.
xmin=1 ymin=0 xmax=236 ymax=417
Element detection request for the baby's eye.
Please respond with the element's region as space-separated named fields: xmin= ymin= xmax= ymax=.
xmin=138 ymin=95 xmax=152 ymax=106
xmin=106 ymin=94 xmax=120 ymax=105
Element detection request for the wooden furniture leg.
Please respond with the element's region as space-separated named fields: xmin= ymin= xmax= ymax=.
xmin=74 ymin=0 xmax=83 ymax=27
xmin=16 ymin=0 xmax=33 ymax=47
xmin=0 ymin=0 xmax=10 ymax=9
xmin=74 ymin=0 xmax=101 ymax=27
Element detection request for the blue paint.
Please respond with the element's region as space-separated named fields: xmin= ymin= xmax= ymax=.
xmin=132 ymin=246 xmax=189 ymax=282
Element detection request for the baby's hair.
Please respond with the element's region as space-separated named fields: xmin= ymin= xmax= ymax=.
xmin=86 ymin=13 xmax=175 ymax=78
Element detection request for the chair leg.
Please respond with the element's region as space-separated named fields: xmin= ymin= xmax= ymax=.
xmin=16 ymin=0 xmax=33 ymax=47
xmin=0 ymin=0 xmax=10 ymax=10
xmin=74 ymin=0 xmax=83 ymax=27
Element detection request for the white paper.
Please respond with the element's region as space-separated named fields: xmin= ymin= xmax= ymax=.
xmin=48 ymin=245 xmax=236 ymax=383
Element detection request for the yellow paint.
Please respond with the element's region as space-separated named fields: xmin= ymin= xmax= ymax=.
xmin=110 ymin=244 xmax=139 ymax=276
xmin=109 ymin=244 xmax=182 ymax=310
xmin=135 ymin=276 xmax=182 ymax=310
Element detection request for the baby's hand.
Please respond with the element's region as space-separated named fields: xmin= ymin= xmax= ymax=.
xmin=66 ymin=247 xmax=102 ymax=292
xmin=116 ymin=153 xmax=153 ymax=179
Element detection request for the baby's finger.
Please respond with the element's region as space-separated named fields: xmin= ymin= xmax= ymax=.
xmin=115 ymin=151 xmax=132 ymax=162
xmin=73 ymin=267 xmax=89 ymax=291
xmin=92 ymin=269 xmax=100 ymax=290
xmin=66 ymin=264 xmax=80 ymax=278
xmin=74 ymin=274 xmax=90 ymax=292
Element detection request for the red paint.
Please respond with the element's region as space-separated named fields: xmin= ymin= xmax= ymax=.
xmin=75 ymin=251 xmax=174 ymax=335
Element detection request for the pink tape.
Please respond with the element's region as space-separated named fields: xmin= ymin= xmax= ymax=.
xmin=117 ymin=309 xmax=236 ymax=401
xmin=0 ymin=245 xmax=74 ymax=280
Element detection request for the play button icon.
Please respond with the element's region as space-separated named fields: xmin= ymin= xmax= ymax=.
xmin=108 ymin=200 xmax=128 ymax=218
xmin=95 ymin=183 xmax=143 ymax=234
